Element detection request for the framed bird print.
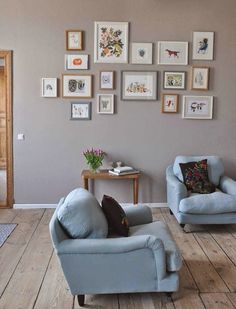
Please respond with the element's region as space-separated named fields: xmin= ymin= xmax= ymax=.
xmin=192 ymin=32 xmax=214 ymax=60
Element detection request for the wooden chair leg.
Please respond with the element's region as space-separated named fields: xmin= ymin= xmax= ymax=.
xmin=77 ymin=295 xmax=85 ymax=307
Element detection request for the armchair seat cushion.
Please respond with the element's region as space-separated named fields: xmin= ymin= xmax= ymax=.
xmin=179 ymin=191 xmax=236 ymax=214
xmin=129 ymin=221 xmax=182 ymax=272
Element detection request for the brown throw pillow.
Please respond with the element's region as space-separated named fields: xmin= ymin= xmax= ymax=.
xmin=179 ymin=159 xmax=215 ymax=194
xmin=101 ymin=195 xmax=129 ymax=236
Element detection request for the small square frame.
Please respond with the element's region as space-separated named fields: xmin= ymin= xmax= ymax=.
xmin=162 ymin=94 xmax=179 ymax=113
xmin=71 ymin=102 xmax=91 ymax=120
xmin=131 ymin=43 xmax=153 ymax=64
xmin=100 ymin=71 xmax=115 ymax=90
xmin=182 ymin=95 xmax=213 ymax=119
xmin=66 ymin=30 xmax=83 ymax=51
xmin=191 ymin=66 xmax=209 ymax=90
xmin=97 ymin=94 xmax=114 ymax=114
xmin=163 ymin=71 xmax=186 ymax=90
xmin=41 ymin=78 xmax=57 ymax=97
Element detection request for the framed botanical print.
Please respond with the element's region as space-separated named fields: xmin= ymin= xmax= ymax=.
xmin=62 ymin=74 xmax=92 ymax=98
xmin=65 ymin=54 xmax=88 ymax=70
xmin=191 ymin=66 xmax=209 ymax=90
xmin=41 ymin=78 xmax=57 ymax=97
xmin=71 ymin=102 xmax=91 ymax=120
xmin=162 ymin=94 xmax=179 ymax=113
xmin=182 ymin=96 xmax=213 ymax=119
xmin=163 ymin=71 xmax=186 ymax=90
xmin=66 ymin=30 xmax=83 ymax=51
xmin=131 ymin=43 xmax=153 ymax=64
xmin=192 ymin=32 xmax=214 ymax=60
xmin=121 ymin=71 xmax=157 ymax=101
xmin=158 ymin=41 xmax=188 ymax=65
xmin=97 ymin=94 xmax=114 ymax=114
xmin=94 ymin=21 xmax=129 ymax=63
xmin=100 ymin=71 xmax=115 ymax=89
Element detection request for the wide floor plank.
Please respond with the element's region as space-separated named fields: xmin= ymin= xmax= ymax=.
xmin=200 ymin=292 xmax=235 ymax=309
xmin=74 ymin=294 xmax=119 ymax=309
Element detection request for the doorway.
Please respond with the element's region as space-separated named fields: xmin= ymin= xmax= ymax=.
xmin=0 ymin=50 xmax=13 ymax=208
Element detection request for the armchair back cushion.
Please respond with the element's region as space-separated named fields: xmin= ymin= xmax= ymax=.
xmin=57 ymin=188 xmax=108 ymax=239
xmin=173 ymin=156 xmax=224 ymax=186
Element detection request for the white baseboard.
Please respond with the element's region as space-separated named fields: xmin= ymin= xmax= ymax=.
xmin=14 ymin=203 xmax=167 ymax=209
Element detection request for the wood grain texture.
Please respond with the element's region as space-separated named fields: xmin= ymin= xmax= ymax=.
xmin=200 ymin=293 xmax=235 ymax=309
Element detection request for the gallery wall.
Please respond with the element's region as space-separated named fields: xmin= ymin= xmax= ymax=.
xmin=0 ymin=0 xmax=236 ymax=204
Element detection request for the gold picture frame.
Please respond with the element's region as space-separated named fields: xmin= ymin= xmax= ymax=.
xmin=66 ymin=30 xmax=83 ymax=51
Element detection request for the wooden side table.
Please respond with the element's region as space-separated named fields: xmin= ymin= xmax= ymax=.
xmin=81 ymin=170 xmax=141 ymax=204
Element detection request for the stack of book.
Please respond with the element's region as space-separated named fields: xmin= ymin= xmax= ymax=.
xmin=109 ymin=166 xmax=140 ymax=176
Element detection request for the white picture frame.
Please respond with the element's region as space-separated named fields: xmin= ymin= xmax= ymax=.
xmin=41 ymin=78 xmax=57 ymax=97
xmin=94 ymin=21 xmax=129 ymax=63
xmin=192 ymin=31 xmax=214 ymax=60
xmin=158 ymin=41 xmax=188 ymax=65
xmin=131 ymin=43 xmax=153 ymax=64
xmin=121 ymin=71 xmax=157 ymax=101
xmin=182 ymin=96 xmax=213 ymax=119
xmin=97 ymin=94 xmax=114 ymax=114
xmin=100 ymin=71 xmax=115 ymax=89
xmin=62 ymin=74 xmax=92 ymax=98
xmin=71 ymin=102 xmax=91 ymax=120
xmin=65 ymin=54 xmax=88 ymax=70
xmin=191 ymin=66 xmax=209 ymax=90
xmin=163 ymin=71 xmax=186 ymax=90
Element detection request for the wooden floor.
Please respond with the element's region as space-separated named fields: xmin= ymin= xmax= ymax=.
xmin=0 ymin=208 xmax=236 ymax=309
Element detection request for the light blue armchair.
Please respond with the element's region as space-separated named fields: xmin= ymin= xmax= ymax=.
xmin=166 ymin=156 xmax=236 ymax=229
xmin=49 ymin=188 xmax=182 ymax=306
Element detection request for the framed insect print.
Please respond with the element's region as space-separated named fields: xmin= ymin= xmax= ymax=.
xmin=97 ymin=94 xmax=114 ymax=114
xmin=131 ymin=43 xmax=153 ymax=64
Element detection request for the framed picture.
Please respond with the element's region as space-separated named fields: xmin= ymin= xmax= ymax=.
xmin=163 ymin=71 xmax=186 ymax=90
xmin=162 ymin=94 xmax=179 ymax=113
xmin=192 ymin=31 xmax=214 ymax=60
xmin=182 ymin=96 xmax=213 ymax=119
xmin=62 ymin=74 xmax=92 ymax=98
xmin=97 ymin=94 xmax=114 ymax=114
xmin=121 ymin=71 xmax=157 ymax=101
xmin=158 ymin=41 xmax=188 ymax=65
xmin=66 ymin=30 xmax=83 ymax=51
xmin=100 ymin=71 xmax=115 ymax=89
xmin=65 ymin=54 xmax=88 ymax=70
xmin=41 ymin=78 xmax=57 ymax=97
xmin=71 ymin=102 xmax=91 ymax=120
xmin=94 ymin=21 xmax=129 ymax=63
xmin=131 ymin=43 xmax=153 ymax=64
xmin=191 ymin=66 xmax=209 ymax=90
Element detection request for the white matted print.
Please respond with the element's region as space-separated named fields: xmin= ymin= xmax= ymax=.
xmin=41 ymin=78 xmax=57 ymax=97
xmin=100 ymin=71 xmax=114 ymax=89
xmin=131 ymin=43 xmax=153 ymax=64
xmin=94 ymin=21 xmax=129 ymax=63
xmin=121 ymin=71 xmax=157 ymax=101
xmin=71 ymin=102 xmax=91 ymax=120
xmin=182 ymin=96 xmax=213 ymax=119
xmin=162 ymin=94 xmax=179 ymax=113
xmin=158 ymin=41 xmax=188 ymax=65
xmin=65 ymin=54 xmax=88 ymax=70
xmin=62 ymin=74 xmax=92 ymax=98
xmin=191 ymin=66 xmax=209 ymax=90
xmin=163 ymin=71 xmax=186 ymax=90
xmin=192 ymin=32 xmax=214 ymax=60
xmin=97 ymin=94 xmax=114 ymax=114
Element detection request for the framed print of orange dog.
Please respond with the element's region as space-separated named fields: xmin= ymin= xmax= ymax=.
xmin=158 ymin=41 xmax=188 ymax=65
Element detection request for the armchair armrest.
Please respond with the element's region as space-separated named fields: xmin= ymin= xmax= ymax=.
xmin=57 ymin=235 xmax=163 ymax=255
xmin=220 ymin=176 xmax=236 ymax=196
xmin=122 ymin=205 xmax=153 ymax=226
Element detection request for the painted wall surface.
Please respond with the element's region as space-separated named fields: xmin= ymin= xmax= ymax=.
xmin=0 ymin=0 xmax=236 ymax=203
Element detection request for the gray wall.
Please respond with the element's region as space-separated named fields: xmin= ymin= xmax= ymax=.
xmin=0 ymin=0 xmax=236 ymax=203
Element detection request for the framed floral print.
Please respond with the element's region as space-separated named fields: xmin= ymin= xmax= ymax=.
xmin=66 ymin=30 xmax=83 ymax=51
xmin=163 ymin=71 xmax=186 ymax=90
xmin=62 ymin=74 xmax=92 ymax=98
xmin=162 ymin=94 xmax=179 ymax=113
xmin=192 ymin=32 xmax=214 ymax=60
xmin=182 ymin=96 xmax=213 ymax=119
xmin=71 ymin=102 xmax=91 ymax=120
xmin=191 ymin=66 xmax=209 ymax=90
xmin=158 ymin=41 xmax=188 ymax=65
xmin=94 ymin=21 xmax=129 ymax=63
xmin=121 ymin=71 xmax=157 ymax=101
xmin=131 ymin=43 xmax=153 ymax=64
xmin=97 ymin=94 xmax=114 ymax=114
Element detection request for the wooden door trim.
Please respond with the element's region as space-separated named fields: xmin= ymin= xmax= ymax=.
xmin=0 ymin=50 xmax=13 ymax=208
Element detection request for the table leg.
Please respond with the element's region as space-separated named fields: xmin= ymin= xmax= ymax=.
xmin=133 ymin=178 xmax=139 ymax=204
xmin=83 ymin=177 xmax=89 ymax=190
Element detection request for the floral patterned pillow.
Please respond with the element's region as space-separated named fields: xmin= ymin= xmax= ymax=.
xmin=179 ymin=159 xmax=216 ymax=194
